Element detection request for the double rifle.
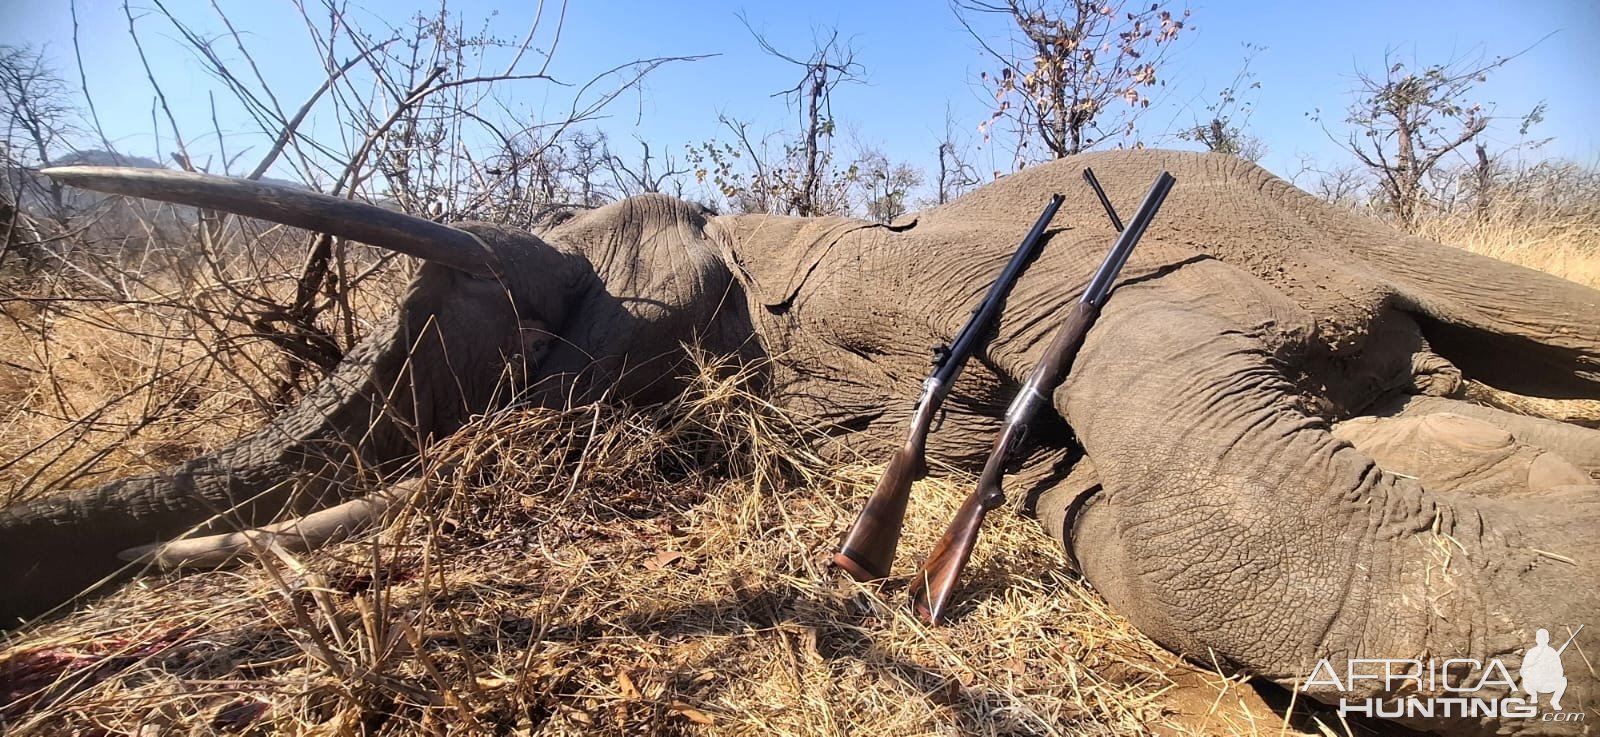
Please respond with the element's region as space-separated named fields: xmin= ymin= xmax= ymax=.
xmin=833 ymin=168 xmax=1177 ymax=624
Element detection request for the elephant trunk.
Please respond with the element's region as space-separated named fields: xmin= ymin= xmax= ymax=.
xmin=0 ymin=319 xmax=421 ymax=626
xmin=2 ymin=449 xmax=324 ymax=624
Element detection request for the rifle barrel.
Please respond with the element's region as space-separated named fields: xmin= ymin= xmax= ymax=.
xmin=936 ymin=193 xmax=1065 ymax=385
xmin=1081 ymin=168 xmax=1125 ymax=233
xmin=1081 ymin=172 xmax=1174 ymax=306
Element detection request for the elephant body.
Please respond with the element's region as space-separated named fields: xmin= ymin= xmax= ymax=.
xmin=3 ymin=151 xmax=1596 ymax=734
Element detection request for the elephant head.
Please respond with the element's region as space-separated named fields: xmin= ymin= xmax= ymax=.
xmin=0 ymin=168 xmax=755 ymax=624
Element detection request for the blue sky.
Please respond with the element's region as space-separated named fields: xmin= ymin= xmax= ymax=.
xmin=5 ymin=0 xmax=1597 ymax=188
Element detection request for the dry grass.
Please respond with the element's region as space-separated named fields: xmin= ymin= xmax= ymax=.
xmin=0 ymin=292 xmax=270 ymax=502
xmin=1418 ymin=209 xmax=1600 ymax=290
xmin=0 ymin=351 xmax=1311 ymax=735
xmin=1417 ymin=191 xmax=1600 ymax=427
xmin=1416 ymin=163 xmax=1600 ymax=290
xmin=0 ymin=218 xmax=409 ymax=505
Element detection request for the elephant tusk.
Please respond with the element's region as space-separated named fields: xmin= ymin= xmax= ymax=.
xmin=40 ymin=166 xmax=500 ymax=279
xmin=118 ymin=478 xmax=426 ymax=570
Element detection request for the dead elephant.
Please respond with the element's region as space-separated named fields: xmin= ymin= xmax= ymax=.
xmin=2 ymin=150 xmax=1596 ymax=734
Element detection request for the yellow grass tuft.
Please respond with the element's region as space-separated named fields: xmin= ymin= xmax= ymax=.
xmin=1416 ymin=189 xmax=1600 ymax=291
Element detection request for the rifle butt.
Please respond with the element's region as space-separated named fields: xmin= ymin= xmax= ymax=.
xmin=833 ymin=446 xmax=924 ymax=581
xmin=908 ymin=486 xmax=995 ymax=624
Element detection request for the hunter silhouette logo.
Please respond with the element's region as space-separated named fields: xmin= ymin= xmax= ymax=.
xmin=1521 ymin=626 xmax=1580 ymax=711
xmin=1303 ymin=624 xmax=1586 ymax=723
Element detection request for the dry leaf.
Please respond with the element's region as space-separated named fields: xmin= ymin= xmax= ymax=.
xmin=644 ymin=551 xmax=684 ymax=570
xmin=644 ymin=550 xmax=697 ymax=571
xmin=617 ymin=670 xmax=641 ymax=700
xmin=670 ymin=703 xmax=715 ymax=725
xmin=475 ymin=675 xmax=512 ymax=690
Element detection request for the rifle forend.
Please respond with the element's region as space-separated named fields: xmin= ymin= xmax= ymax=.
xmin=831 ymin=387 xmax=938 ymax=580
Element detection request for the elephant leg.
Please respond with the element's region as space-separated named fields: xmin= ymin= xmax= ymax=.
xmin=1373 ymin=394 xmax=1600 ymax=478
xmin=1331 ymin=413 xmax=1593 ymax=496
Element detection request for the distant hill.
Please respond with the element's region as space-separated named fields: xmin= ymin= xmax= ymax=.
xmin=50 ymin=150 xmax=166 ymax=169
xmin=9 ymin=150 xmax=309 ymax=216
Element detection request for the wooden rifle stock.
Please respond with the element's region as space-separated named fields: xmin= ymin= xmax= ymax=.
xmin=909 ymin=171 xmax=1175 ymax=624
xmin=832 ymin=392 xmax=937 ymax=580
xmin=833 ymin=194 xmax=1065 ymax=582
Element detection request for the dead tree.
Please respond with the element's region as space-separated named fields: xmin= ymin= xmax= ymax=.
xmin=741 ymin=17 xmax=864 ymax=216
xmin=1336 ymin=49 xmax=1518 ymax=231
xmin=957 ymin=0 xmax=1188 ymax=165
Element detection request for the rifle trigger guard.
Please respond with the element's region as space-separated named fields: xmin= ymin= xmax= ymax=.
xmin=999 ymin=425 xmax=1033 ymax=474
xmin=931 ymin=405 xmax=948 ymax=433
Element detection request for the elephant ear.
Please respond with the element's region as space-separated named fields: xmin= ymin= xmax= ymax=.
xmin=707 ymin=214 xmax=886 ymax=312
xmin=538 ymin=194 xmax=741 ymax=331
